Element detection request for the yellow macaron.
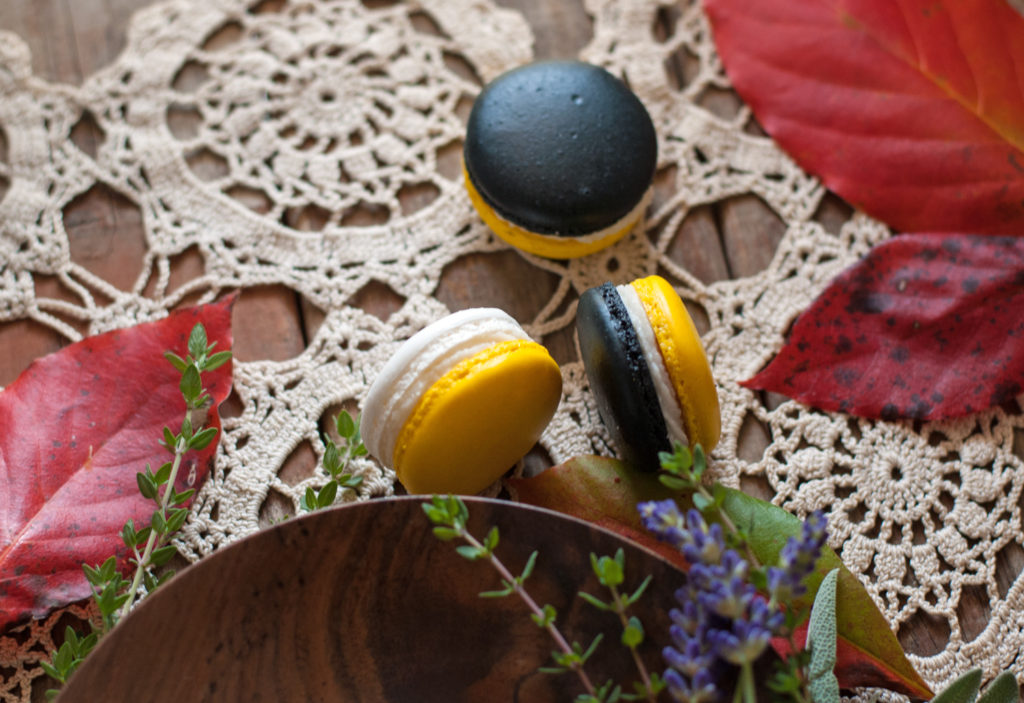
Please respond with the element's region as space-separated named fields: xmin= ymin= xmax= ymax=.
xmin=361 ymin=309 xmax=562 ymax=494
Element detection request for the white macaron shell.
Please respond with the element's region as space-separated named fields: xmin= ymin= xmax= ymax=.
xmin=361 ymin=308 xmax=529 ymax=468
xmin=616 ymin=283 xmax=688 ymax=448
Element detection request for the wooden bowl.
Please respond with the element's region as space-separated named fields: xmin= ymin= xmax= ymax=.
xmin=59 ymin=496 xmax=685 ymax=702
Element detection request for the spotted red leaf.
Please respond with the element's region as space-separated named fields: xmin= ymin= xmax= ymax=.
xmin=0 ymin=299 xmax=234 ymax=630
xmin=743 ymin=234 xmax=1024 ymax=419
xmin=704 ymin=0 xmax=1024 ymax=235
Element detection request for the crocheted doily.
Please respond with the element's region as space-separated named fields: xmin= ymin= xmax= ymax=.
xmin=2 ymin=0 xmax=1022 ymax=699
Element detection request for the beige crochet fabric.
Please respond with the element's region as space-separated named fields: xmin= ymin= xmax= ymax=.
xmin=2 ymin=0 xmax=1023 ymax=699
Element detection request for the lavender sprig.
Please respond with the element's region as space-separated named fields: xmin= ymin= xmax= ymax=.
xmin=640 ymin=492 xmax=828 ymax=703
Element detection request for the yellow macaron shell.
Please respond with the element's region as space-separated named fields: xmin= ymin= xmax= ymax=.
xmin=393 ymin=339 xmax=562 ymax=495
xmin=464 ymin=164 xmax=635 ymax=259
xmin=631 ymin=276 xmax=721 ymax=451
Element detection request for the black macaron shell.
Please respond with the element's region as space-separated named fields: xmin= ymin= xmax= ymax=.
xmin=464 ymin=61 xmax=657 ymax=237
xmin=576 ymin=283 xmax=670 ymax=472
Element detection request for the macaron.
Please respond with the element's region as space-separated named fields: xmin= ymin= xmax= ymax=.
xmin=463 ymin=60 xmax=657 ymax=259
xmin=361 ymin=308 xmax=562 ymax=495
xmin=576 ymin=275 xmax=720 ymax=471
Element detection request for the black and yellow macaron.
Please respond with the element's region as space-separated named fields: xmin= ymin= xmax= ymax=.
xmin=464 ymin=61 xmax=657 ymax=259
xmin=576 ymin=275 xmax=720 ymax=471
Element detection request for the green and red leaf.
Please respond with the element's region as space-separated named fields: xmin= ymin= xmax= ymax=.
xmin=742 ymin=234 xmax=1024 ymax=420
xmin=0 ymin=299 xmax=234 ymax=630
xmin=704 ymin=0 xmax=1024 ymax=236
xmin=510 ymin=455 xmax=933 ymax=699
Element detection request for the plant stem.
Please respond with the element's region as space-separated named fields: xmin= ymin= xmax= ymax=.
xmin=609 ymin=585 xmax=657 ymax=702
xmin=117 ymin=438 xmax=186 ymax=622
xmin=461 ymin=531 xmax=598 ymax=697
xmin=697 ymin=485 xmax=761 ymax=568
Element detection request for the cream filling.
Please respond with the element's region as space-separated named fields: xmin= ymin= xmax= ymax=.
xmin=361 ymin=308 xmax=528 ymax=467
xmin=616 ymin=284 xmax=688 ymax=448
xmin=494 ymin=186 xmax=653 ymax=242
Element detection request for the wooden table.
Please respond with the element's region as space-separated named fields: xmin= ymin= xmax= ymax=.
xmin=0 ymin=0 xmax=1010 ymax=691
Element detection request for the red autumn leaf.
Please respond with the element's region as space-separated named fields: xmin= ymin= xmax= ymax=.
xmin=0 ymin=299 xmax=234 ymax=630
xmin=704 ymin=0 xmax=1024 ymax=236
xmin=511 ymin=455 xmax=934 ymax=699
xmin=743 ymin=233 xmax=1024 ymax=419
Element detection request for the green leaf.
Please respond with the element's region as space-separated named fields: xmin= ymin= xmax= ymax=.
xmin=807 ymin=568 xmax=839 ymax=677
xmin=658 ymin=474 xmax=690 ymax=491
xmin=189 ymin=426 xmax=219 ymax=450
xmin=205 ymin=350 xmax=232 ymax=371
xmin=150 ymin=545 xmax=178 ymax=567
xmin=520 ymin=550 xmax=538 ymax=582
xmin=479 ymin=580 xmax=515 ymax=598
xmin=692 ymin=492 xmax=712 ymax=512
xmin=323 ymin=442 xmax=341 ymax=475
xmin=594 ymin=554 xmax=624 ymax=587
xmin=621 ymin=617 xmax=644 ymax=648
xmin=455 ymin=545 xmax=484 ymax=561
xmin=581 ymin=632 xmax=603 ymax=662
xmin=163 ymin=350 xmax=188 ymax=372
xmin=484 ymin=526 xmax=500 ymax=553
xmin=422 ymin=502 xmax=446 ymax=524
xmin=336 ymin=410 xmax=356 ymax=438
xmin=577 ymin=590 xmax=612 ymax=611
xmin=136 ymin=472 xmax=158 ymax=500
xmin=531 ymin=603 xmax=557 ymax=628
xmin=301 ymin=486 xmax=316 ymax=513
xmin=932 ymin=670 xmax=984 ymax=703
xmin=509 ymin=455 xmax=934 ymax=700
xmin=40 ymin=660 xmax=62 ymax=682
xmin=120 ymin=521 xmax=137 ymax=548
xmin=151 ymin=509 xmax=167 ymax=534
xmin=165 ymin=507 xmax=189 ymax=533
xmin=188 ymin=323 xmax=208 ymax=360
xmin=976 ymin=672 xmax=1019 ymax=703
xmin=431 ymin=526 xmax=459 ymax=541
xmin=162 ymin=426 xmax=177 ymax=450
xmin=154 ymin=461 xmax=173 ymax=484
xmin=807 ymin=568 xmax=840 ymax=703
xmin=318 ymin=480 xmax=339 ymax=508
xmin=339 ymin=473 xmax=363 ymax=489
xmin=627 ymin=575 xmax=652 ymax=605
xmin=171 ymin=488 xmax=195 ymax=506
xmin=180 ymin=364 xmax=202 ymax=403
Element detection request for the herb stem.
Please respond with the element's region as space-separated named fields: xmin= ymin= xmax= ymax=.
xmin=117 ymin=438 xmax=185 ymax=622
xmin=697 ymin=484 xmax=761 ymax=568
xmin=462 ymin=530 xmax=598 ymax=697
xmin=609 ymin=585 xmax=657 ymax=702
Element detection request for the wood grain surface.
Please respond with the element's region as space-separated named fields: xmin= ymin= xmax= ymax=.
xmin=58 ymin=497 xmax=685 ymax=702
xmin=1 ymin=0 xmax=1014 ymax=693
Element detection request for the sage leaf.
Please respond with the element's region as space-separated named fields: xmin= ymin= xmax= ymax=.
xmin=976 ymin=672 xmax=1019 ymax=703
xmin=932 ymin=669 xmax=983 ymax=703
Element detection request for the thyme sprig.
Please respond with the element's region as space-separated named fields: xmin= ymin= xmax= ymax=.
xmin=300 ymin=410 xmax=366 ymax=512
xmin=42 ymin=323 xmax=228 ymax=697
xmin=423 ymin=495 xmax=620 ymax=702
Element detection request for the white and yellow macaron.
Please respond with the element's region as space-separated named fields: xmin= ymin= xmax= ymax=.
xmin=361 ymin=309 xmax=562 ymax=495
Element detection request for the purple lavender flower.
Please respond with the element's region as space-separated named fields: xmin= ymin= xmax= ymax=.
xmin=664 ymin=667 xmax=719 ymax=703
xmin=639 ymin=499 xmax=830 ymax=703
xmin=766 ymin=510 xmax=828 ymax=603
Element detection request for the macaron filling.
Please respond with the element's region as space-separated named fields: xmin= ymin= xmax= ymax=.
xmin=361 ymin=308 xmax=527 ymax=468
xmin=616 ymin=282 xmax=688 ymax=448
xmin=464 ymin=163 xmax=652 ymax=258
xmin=630 ymin=276 xmax=719 ymax=451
